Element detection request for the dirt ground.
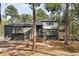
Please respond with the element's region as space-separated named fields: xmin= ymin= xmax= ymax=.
xmin=0 ymin=40 xmax=79 ymax=56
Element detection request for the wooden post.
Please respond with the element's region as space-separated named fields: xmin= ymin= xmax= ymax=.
xmin=43 ymin=30 xmax=47 ymax=43
xmin=43 ymin=31 xmax=46 ymax=43
xmin=30 ymin=33 xmax=32 ymax=41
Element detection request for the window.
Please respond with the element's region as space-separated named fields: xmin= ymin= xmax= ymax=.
xmin=13 ymin=27 xmax=23 ymax=33
xmin=46 ymin=22 xmax=53 ymax=25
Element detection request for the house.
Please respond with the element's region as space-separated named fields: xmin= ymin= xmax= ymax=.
xmin=4 ymin=23 xmax=32 ymax=41
xmin=4 ymin=20 xmax=59 ymax=41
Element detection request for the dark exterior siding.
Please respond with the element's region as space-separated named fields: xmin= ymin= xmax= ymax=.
xmin=4 ymin=25 xmax=13 ymax=38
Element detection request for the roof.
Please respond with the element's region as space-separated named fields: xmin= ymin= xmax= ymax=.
xmin=4 ymin=20 xmax=59 ymax=27
xmin=5 ymin=23 xmax=32 ymax=27
xmin=4 ymin=22 xmax=42 ymax=27
xmin=40 ymin=20 xmax=59 ymax=22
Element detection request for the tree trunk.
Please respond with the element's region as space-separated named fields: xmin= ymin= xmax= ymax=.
xmin=32 ymin=3 xmax=37 ymax=52
xmin=64 ymin=3 xmax=69 ymax=45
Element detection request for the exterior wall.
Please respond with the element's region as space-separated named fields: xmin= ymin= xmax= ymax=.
xmin=24 ymin=27 xmax=32 ymax=39
xmin=59 ymin=26 xmax=65 ymax=40
xmin=42 ymin=21 xmax=58 ymax=29
xmin=4 ymin=26 xmax=13 ymax=38
xmin=41 ymin=21 xmax=59 ymax=40
xmin=4 ymin=26 xmax=13 ymax=40
xmin=23 ymin=27 xmax=32 ymax=33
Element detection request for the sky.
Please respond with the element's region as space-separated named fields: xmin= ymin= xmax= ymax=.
xmin=1 ymin=3 xmax=32 ymax=15
xmin=1 ymin=3 xmax=50 ymax=19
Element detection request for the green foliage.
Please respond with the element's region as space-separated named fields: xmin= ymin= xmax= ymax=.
xmin=68 ymin=3 xmax=79 ymax=39
xmin=37 ymin=8 xmax=49 ymax=20
xmin=5 ymin=5 xmax=19 ymax=23
xmin=45 ymin=3 xmax=62 ymax=23
xmin=45 ymin=3 xmax=62 ymax=13
xmin=20 ymin=14 xmax=32 ymax=22
xmin=74 ymin=3 xmax=79 ymax=18
xmin=50 ymin=12 xmax=62 ymax=20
